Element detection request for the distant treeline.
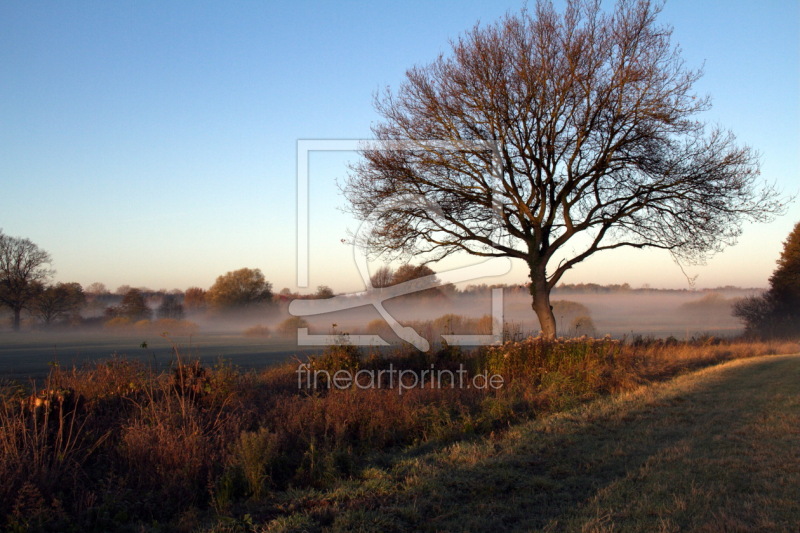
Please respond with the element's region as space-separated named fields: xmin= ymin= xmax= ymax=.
xmin=0 ymin=221 xmax=766 ymax=332
xmin=0 ymin=250 xmax=764 ymax=332
xmin=459 ymin=282 xmax=762 ymax=296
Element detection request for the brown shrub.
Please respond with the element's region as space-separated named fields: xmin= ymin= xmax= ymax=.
xmin=0 ymin=334 xmax=795 ymax=529
xmin=243 ymin=324 xmax=271 ymax=337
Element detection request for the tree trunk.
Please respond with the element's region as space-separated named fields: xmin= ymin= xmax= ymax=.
xmin=12 ymin=307 xmax=21 ymax=331
xmin=529 ymin=265 xmax=557 ymax=339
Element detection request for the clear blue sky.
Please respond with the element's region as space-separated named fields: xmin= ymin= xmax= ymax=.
xmin=1 ymin=0 xmax=798 ymax=293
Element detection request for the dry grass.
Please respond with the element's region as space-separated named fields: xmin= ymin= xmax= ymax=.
xmin=261 ymin=355 xmax=800 ymax=532
xmin=0 ymin=330 xmax=796 ymax=531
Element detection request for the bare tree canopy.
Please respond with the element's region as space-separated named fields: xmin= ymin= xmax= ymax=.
xmin=345 ymin=0 xmax=785 ymax=338
xmin=32 ymin=282 xmax=85 ymax=326
xmin=0 ymin=230 xmax=54 ymax=331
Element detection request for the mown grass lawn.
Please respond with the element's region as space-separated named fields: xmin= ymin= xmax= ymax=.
xmin=268 ymin=354 xmax=800 ymax=532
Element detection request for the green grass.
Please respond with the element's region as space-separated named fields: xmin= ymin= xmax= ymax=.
xmin=261 ymin=354 xmax=800 ymax=532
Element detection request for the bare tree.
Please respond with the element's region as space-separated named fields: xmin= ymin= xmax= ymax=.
xmin=157 ymin=293 xmax=185 ymax=320
xmin=314 ymin=285 xmax=335 ymax=299
xmin=85 ymin=282 xmax=108 ymax=295
xmin=0 ymin=230 xmax=54 ymax=331
xmin=32 ymin=282 xmax=85 ymax=326
xmin=370 ymin=266 xmax=394 ymax=288
xmin=345 ymin=0 xmax=785 ymax=339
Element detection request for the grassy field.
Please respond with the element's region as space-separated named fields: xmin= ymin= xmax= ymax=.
xmin=266 ymin=354 xmax=800 ymax=532
xmin=0 ymin=331 xmax=320 ymax=380
xmin=1 ymin=338 xmax=797 ymax=532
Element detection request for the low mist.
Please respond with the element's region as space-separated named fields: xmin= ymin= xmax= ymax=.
xmin=0 ymin=285 xmax=760 ymax=380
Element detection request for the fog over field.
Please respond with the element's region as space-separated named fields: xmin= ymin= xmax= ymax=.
xmin=262 ymin=286 xmax=758 ymax=342
xmin=0 ymin=285 xmax=757 ymax=380
xmin=0 ymin=286 xmax=756 ymax=342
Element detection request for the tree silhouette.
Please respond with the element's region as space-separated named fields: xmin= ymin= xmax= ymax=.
xmin=206 ymin=268 xmax=273 ymax=312
xmin=183 ymin=287 xmax=207 ymax=312
xmin=0 ymin=230 xmax=53 ymax=331
xmin=734 ymin=222 xmax=800 ymax=338
xmin=370 ymin=266 xmax=394 ymax=289
xmin=345 ymin=0 xmax=784 ymax=338
xmin=314 ymin=285 xmax=334 ymax=299
xmin=118 ymin=288 xmax=152 ymax=321
xmin=32 ymin=282 xmax=85 ymax=326
xmin=157 ymin=294 xmax=185 ymax=320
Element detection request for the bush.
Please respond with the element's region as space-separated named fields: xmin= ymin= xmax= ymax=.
xmin=571 ymin=315 xmax=597 ymax=337
xmin=276 ymin=316 xmax=309 ymax=338
xmin=1 ymin=335 xmax=796 ymax=529
xmin=230 ymin=428 xmax=281 ymax=499
xmin=364 ymin=318 xmax=394 ymax=339
xmin=243 ymin=325 xmax=271 ymax=337
xmin=103 ymin=316 xmax=132 ymax=330
xmin=363 ymin=314 xmax=501 ymax=347
xmin=552 ymin=300 xmax=592 ymax=325
xmin=153 ymin=318 xmax=199 ymax=336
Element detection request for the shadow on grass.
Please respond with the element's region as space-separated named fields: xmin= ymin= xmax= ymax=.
xmin=331 ymin=355 xmax=800 ymax=532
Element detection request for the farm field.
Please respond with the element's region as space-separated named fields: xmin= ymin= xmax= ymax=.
xmin=0 ymin=331 xmax=319 ymax=380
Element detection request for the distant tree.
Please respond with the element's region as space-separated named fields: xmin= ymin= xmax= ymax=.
xmin=157 ymin=293 xmax=185 ymax=320
xmin=769 ymin=223 xmax=800 ymax=315
xmin=734 ymin=222 xmax=800 ymax=338
xmin=31 ymin=282 xmax=86 ymax=326
xmin=276 ymin=316 xmax=309 ymax=338
xmin=344 ymin=0 xmax=784 ymax=339
xmin=113 ymin=288 xmax=152 ymax=321
xmin=0 ymin=230 xmax=54 ymax=331
xmin=115 ymin=285 xmax=132 ymax=296
xmin=183 ymin=287 xmax=207 ymax=312
xmin=390 ymin=264 xmax=437 ymax=287
xmin=206 ymin=268 xmax=273 ymax=312
xmin=370 ymin=266 xmax=394 ymax=288
xmin=732 ymin=295 xmax=774 ymax=337
xmin=391 ymin=264 xmax=445 ymax=299
xmin=314 ymin=285 xmax=334 ymax=299
xmin=85 ymin=282 xmax=108 ymax=295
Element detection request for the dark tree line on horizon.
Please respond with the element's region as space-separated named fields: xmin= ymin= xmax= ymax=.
xmin=1 ymin=224 xmax=796 ymax=337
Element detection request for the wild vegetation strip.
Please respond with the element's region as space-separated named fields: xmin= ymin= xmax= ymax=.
xmin=0 ymin=338 xmax=797 ymax=532
xmin=274 ymin=354 xmax=800 ymax=532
